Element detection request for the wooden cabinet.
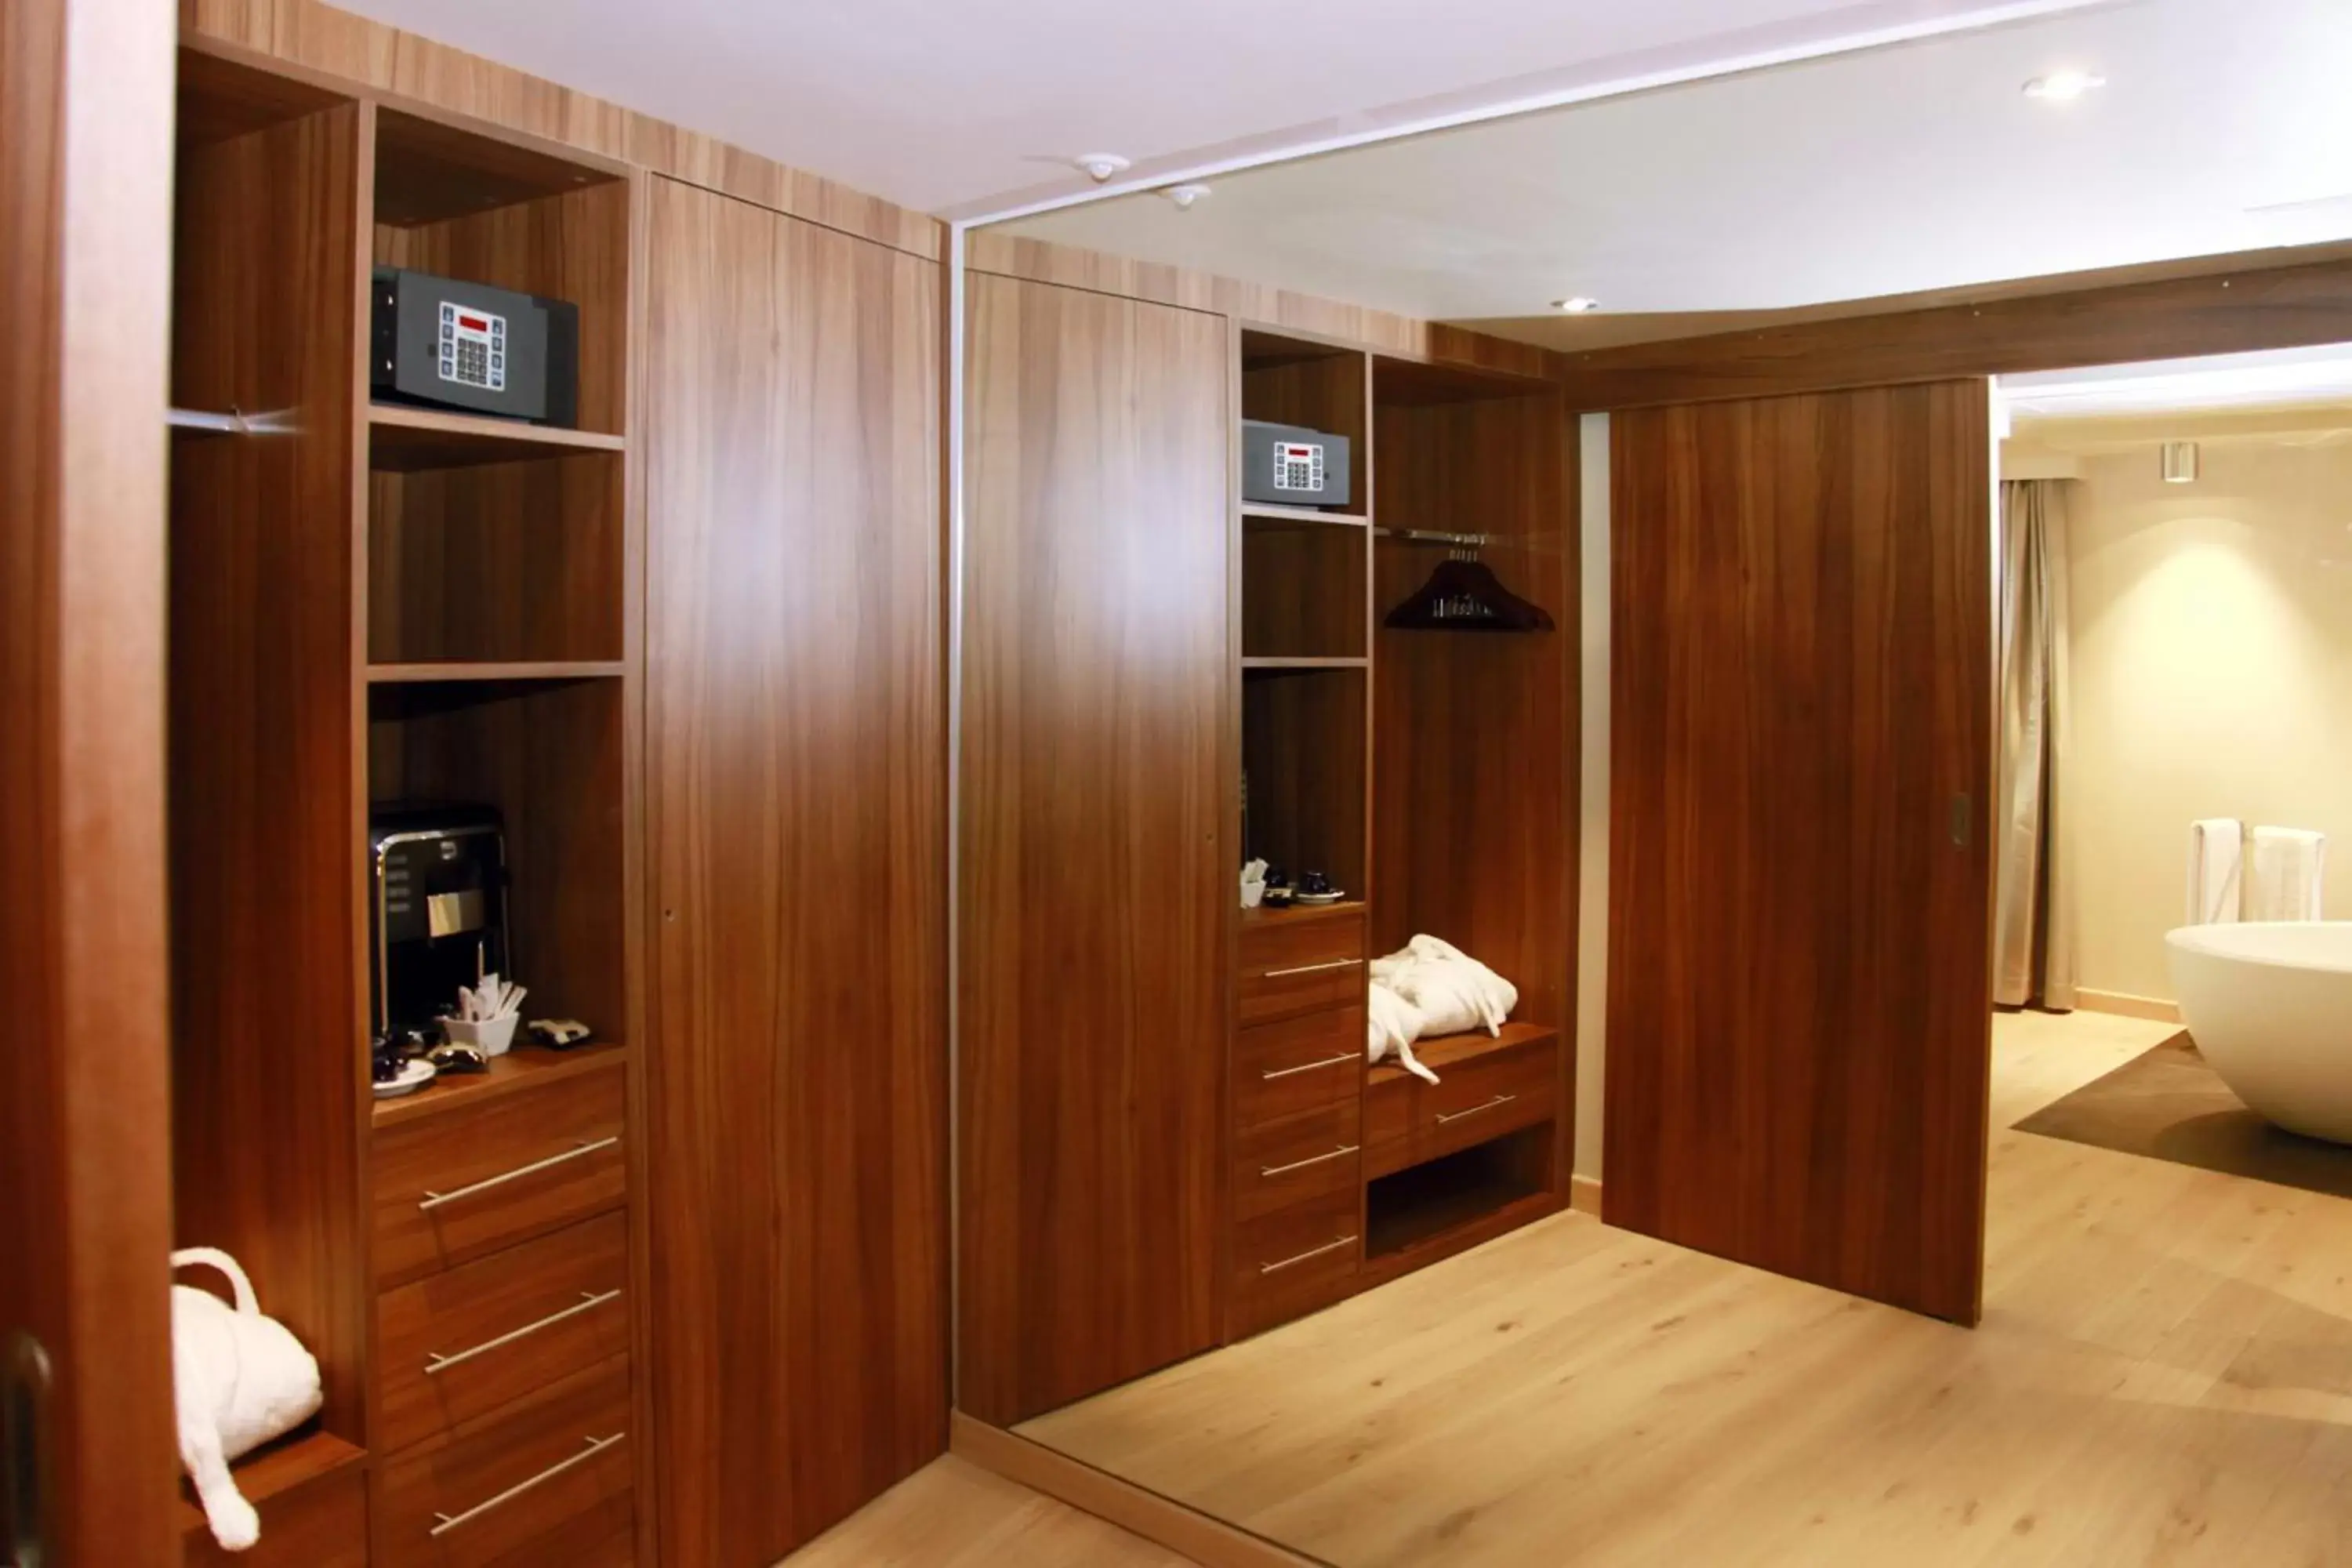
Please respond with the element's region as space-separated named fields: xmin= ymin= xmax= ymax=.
xmin=641 ymin=176 xmax=946 ymax=1565
xmin=958 ymin=273 xmax=1233 ymax=1426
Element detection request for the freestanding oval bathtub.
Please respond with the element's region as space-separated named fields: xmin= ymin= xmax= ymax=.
xmin=2166 ymin=922 xmax=2352 ymax=1143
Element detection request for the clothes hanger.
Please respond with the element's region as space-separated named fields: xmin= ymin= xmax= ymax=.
xmin=1379 ymin=530 xmax=1555 ymax=633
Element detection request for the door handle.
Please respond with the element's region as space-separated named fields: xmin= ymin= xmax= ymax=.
xmin=3 ymin=1330 xmax=53 ymax=1568
xmin=1950 ymin=792 xmax=1973 ymax=849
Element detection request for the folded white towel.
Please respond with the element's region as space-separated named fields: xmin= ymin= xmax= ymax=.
xmin=2187 ymin=819 xmax=2244 ymax=925
xmin=1367 ymin=981 xmax=1437 ymax=1083
xmin=2247 ymin=826 xmax=2327 ymax=921
xmin=1370 ymin=935 xmax=1519 ymax=1040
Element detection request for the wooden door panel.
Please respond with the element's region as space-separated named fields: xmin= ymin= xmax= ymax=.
xmin=1606 ymin=381 xmax=1993 ymax=1324
xmin=959 ymin=273 xmax=1230 ymax=1425
xmin=644 ymin=176 xmax=946 ymax=1565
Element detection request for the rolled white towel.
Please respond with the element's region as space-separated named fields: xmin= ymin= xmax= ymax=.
xmin=2247 ymin=827 xmax=2327 ymax=922
xmin=2187 ymin=819 xmax=2243 ymax=925
xmin=1368 ymin=981 xmax=1437 ymax=1084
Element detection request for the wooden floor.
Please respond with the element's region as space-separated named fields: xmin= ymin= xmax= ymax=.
xmin=782 ymin=1454 xmax=1189 ymax=1566
xmin=1010 ymin=1009 xmax=2352 ymax=1566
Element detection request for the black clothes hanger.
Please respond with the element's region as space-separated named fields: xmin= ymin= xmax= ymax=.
xmin=1383 ymin=546 xmax=1555 ymax=633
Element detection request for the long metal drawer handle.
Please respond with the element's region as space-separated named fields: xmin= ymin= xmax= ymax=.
xmin=1435 ymin=1093 xmax=1516 ymax=1126
xmin=430 ymin=1432 xmax=625 ymax=1537
xmin=1260 ymin=1144 xmax=1360 ymax=1178
xmin=425 ymin=1289 xmax=622 ymax=1375
xmin=1262 ymin=958 xmax=1361 ymax=978
xmin=1261 ymin=1052 xmax=1355 ymax=1081
xmin=1258 ymin=1234 xmax=1358 ymax=1276
xmin=418 ymin=1136 xmax=619 ymax=1211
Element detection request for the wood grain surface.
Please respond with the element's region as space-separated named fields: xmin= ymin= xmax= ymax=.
xmin=960 ymin=271 xmax=1232 ymax=1425
xmin=0 ymin=0 xmax=180 ymax=1559
xmin=642 ymin=175 xmax=947 ymax=1563
xmin=1606 ymin=382 xmax=1994 ymax=1324
xmin=167 ymin=90 xmax=372 ymax=1436
xmin=181 ymin=0 xmax=942 ymax=259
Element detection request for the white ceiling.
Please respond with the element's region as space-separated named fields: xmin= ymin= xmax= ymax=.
xmin=1002 ymin=0 xmax=2352 ymax=341
xmin=332 ymin=0 xmax=2103 ymax=218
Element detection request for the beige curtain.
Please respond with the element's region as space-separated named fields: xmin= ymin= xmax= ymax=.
xmin=1993 ymin=479 xmax=2077 ymax=1009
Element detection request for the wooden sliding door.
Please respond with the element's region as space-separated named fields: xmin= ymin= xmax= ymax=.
xmin=960 ymin=273 xmax=1231 ymax=1425
xmin=643 ymin=178 xmax=946 ymax=1563
xmin=1606 ymin=381 xmax=1994 ymax=1324
xmin=0 ymin=0 xmax=179 ymax=1560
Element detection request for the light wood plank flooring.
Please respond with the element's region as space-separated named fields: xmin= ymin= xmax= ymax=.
xmin=1013 ymin=1010 xmax=2352 ymax=1566
xmin=782 ymin=1454 xmax=1189 ymax=1566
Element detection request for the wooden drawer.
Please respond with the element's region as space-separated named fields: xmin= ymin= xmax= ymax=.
xmin=1238 ymin=910 xmax=1366 ymax=1028
xmin=379 ymin=1212 xmax=633 ymax=1454
xmin=378 ymin=1359 xmax=634 ymax=1568
xmin=1364 ymin=1026 xmax=1557 ymax=1178
xmin=376 ymin=1065 xmax=628 ymax=1287
xmin=1232 ymin=1100 xmax=1362 ymax=1223
xmin=1230 ymin=1187 xmax=1360 ymax=1339
xmin=1235 ymin=1006 xmax=1363 ymax=1128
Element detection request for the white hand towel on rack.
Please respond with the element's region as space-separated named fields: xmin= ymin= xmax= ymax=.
xmin=2247 ymin=827 xmax=2328 ymax=921
xmin=2186 ymin=819 xmax=2244 ymax=925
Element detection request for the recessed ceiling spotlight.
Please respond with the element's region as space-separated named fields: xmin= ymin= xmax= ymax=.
xmin=1071 ymin=152 xmax=1132 ymax=183
xmin=1162 ymin=183 xmax=1211 ymax=210
xmin=1553 ymin=296 xmax=1601 ymax=314
xmin=2023 ymin=70 xmax=2106 ymax=102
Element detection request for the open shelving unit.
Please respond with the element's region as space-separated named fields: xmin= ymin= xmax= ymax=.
xmin=164 ymin=42 xmax=644 ymax=1564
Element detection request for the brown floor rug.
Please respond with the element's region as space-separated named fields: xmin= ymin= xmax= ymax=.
xmin=2016 ymin=1031 xmax=2352 ymax=1200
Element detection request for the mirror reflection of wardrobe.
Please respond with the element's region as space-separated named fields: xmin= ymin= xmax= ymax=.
xmin=958 ymin=250 xmax=1578 ymax=1427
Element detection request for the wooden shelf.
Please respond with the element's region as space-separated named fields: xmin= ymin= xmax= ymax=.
xmin=373 ymin=1040 xmax=629 ymax=1129
xmin=367 ymin=660 xmax=625 ymax=684
xmin=1367 ymin=1020 xmax=1559 ymax=1089
xmin=1243 ymin=502 xmax=1368 ymax=528
xmin=1362 ymin=1187 xmax=1559 ymax=1285
xmin=368 ymin=403 xmax=625 ymax=472
xmin=175 ymin=1427 xmax=365 ymax=1537
xmin=1242 ymin=656 xmax=1367 ymax=672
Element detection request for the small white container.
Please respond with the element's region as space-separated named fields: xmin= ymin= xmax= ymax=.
xmin=439 ymin=1013 xmax=521 ymax=1058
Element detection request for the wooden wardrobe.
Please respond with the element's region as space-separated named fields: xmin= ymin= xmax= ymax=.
xmin=958 ymin=245 xmax=1580 ymax=1425
xmin=157 ymin=14 xmax=948 ymax=1566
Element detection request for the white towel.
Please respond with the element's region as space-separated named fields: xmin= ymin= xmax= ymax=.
xmin=1369 ymin=935 xmax=1519 ymax=1040
xmin=1367 ymin=982 xmax=1438 ymax=1084
xmin=2187 ymin=819 xmax=2244 ymax=925
xmin=2247 ymin=827 xmax=2328 ymax=921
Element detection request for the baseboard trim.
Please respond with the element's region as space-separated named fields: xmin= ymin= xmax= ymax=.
xmin=949 ymin=1412 xmax=1327 ymax=1567
xmin=1569 ymin=1174 xmax=1602 ymax=1217
xmin=2074 ymin=989 xmax=2183 ymax=1025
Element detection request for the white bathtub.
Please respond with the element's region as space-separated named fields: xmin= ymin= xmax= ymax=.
xmin=2166 ymin=922 xmax=2352 ymax=1143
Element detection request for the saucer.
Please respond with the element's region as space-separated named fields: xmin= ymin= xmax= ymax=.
xmin=372 ymin=1057 xmax=439 ymax=1099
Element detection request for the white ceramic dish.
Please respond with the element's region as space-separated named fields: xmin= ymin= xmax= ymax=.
xmin=439 ymin=1013 xmax=521 ymax=1058
xmin=372 ymin=1057 xmax=438 ymax=1099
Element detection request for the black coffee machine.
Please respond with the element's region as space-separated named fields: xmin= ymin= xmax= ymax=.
xmin=368 ymin=803 xmax=510 ymax=1037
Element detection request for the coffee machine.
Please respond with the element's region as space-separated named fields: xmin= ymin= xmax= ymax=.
xmin=368 ymin=803 xmax=510 ymax=1037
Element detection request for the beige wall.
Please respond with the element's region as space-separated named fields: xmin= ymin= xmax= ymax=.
xmin=2058 ymin=424 xmax=2352 ymax=1001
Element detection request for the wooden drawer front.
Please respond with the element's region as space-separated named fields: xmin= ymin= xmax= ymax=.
xmin=379 ymin=1212 xmax=633 ymax=1454
xmin=1238 ymin=916 xmax=1365 ymax=1027
xmin=379 ymin=1360 xmax=633 ymax=1568
xmin=1231 ymin=1188 xmax=1360 ymax=1338
xmin=1239 ymin=907 xmax=1364 ymax=973
xmin=1236 ymin=1007 xmax=1363 ymax=1129
xmin=1365 ymin=1038 xmax=1556 ymax=1178
xmin=1233 ymin=1100 xmax=1362 ymax=1223
xmin=376 ymin=1065 xmax=628 ymax=1287
xmin=183 ymin=1467 xmax=366 ymax=1568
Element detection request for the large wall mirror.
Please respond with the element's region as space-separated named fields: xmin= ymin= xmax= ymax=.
xmin=953 ymin=0 xmax=2352 ymax=1559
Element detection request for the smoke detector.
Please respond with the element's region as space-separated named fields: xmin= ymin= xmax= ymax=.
xmin=1163 ymin=183 xmax=1211 ymax=210
xmin=1072 ymin=153 xmax=1132 ymax=183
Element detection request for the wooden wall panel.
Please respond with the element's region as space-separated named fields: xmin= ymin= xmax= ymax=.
xmin=167 ymin=99 xmax=372 ymax=1436
xmin=643 ymin=176 xmax=946 ymax=1565
xmin=1554 ymin=254 xmax=2352 ymax=410
xmin=180 ymin=0 xmax=942 ymax=259
xmin=960 ymin=272 xmax=1231 ymax=1425
xmin=1605 ymin=382 xmax=1994 ymax=1325
xmin=0 ymin=0 xmax=180 ymax=1559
